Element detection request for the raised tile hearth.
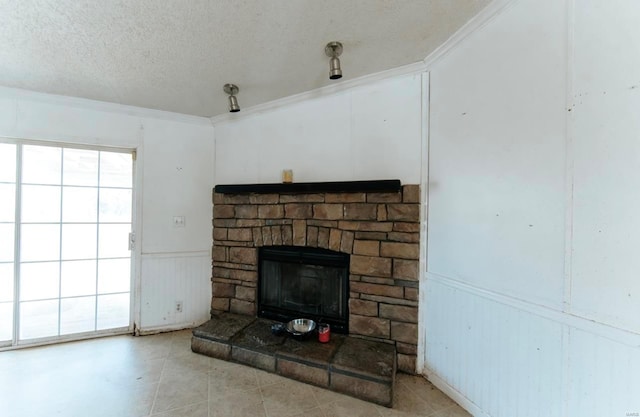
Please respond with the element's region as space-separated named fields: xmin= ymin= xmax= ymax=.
xmin=192 ymin=313 xmax=396 ymax=407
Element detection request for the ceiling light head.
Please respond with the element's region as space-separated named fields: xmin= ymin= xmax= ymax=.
xmin=223 ymin=83 xmax=240 ymax=112
xmin=325 ymin=41 xmax=343 ymax=80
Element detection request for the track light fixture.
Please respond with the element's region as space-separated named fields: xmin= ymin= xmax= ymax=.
xmin=325 ymin=41 xmax=343 ymax=80
xmin=223 ymin=83 xmax=240 ymax=112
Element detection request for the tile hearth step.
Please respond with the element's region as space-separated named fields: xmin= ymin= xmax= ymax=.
xmin=191 ymin=313 xmax=396 ymax=407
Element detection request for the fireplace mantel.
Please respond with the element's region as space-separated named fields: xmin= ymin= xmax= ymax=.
xmin=214 ymin=179 xmax=401 ymax=195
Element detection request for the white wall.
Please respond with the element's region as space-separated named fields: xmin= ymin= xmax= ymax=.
xmin=214 ymin=74 xmax=423 ymax=184
xmin=7 ymin=0 xmax=634 ymax=411
xmin=426 ymin=0 xmax=640 ymax=416
xmin=0 ymin=87 xmax=214 ymax=333
xmin=570 ymin=0 xmax=640 ymax=334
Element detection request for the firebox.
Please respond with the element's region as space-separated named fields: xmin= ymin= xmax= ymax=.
xmin=258 ymin=246 xmax=349 ymax=333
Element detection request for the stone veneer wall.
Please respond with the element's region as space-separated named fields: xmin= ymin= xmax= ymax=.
xmin=211 ymin=185 xmax=420 ymax=373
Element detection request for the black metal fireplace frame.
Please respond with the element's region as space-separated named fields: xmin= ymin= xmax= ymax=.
xmin=257 ymin=245 xmax=350 ymax=334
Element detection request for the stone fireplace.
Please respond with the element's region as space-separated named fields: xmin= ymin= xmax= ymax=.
xmin=210 ymin=180 xmax=420 ymax=373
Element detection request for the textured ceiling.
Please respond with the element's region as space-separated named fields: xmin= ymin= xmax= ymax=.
xmin=0 ymin=0 xmax=491 ymax=117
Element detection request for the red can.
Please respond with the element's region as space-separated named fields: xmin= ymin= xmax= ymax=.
xmin=318 ymin=323 xmax=330 ymax=343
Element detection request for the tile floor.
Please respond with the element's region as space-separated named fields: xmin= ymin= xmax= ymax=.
xmin=0 ymin=330 xmax=471 ymax=417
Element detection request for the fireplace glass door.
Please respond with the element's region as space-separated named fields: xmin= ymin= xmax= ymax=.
xmin=258 ymin=246 xmax=349 ymax=333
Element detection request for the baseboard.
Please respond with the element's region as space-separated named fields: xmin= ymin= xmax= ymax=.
xmin=136 ymin=322 xmax=201 ymax=336
xmin=422 ymin=368 xmax=490 ymax=417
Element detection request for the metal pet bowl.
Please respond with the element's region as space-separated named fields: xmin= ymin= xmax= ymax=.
xmin=285 ymin=318 xmax=317 ymax=336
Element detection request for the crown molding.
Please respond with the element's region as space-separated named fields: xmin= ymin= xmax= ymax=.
xmin=210 ymin=60 xmax=427 ymax=124
xmin=211 ymin=0 xmax=516 ymax=125
xmin=0 ymin=0 xmax=516 ymax=127
xmin=0 ymin=86 xmax=212 ymax=126
xmin=423 ymin=0 xmax=517 ymax=68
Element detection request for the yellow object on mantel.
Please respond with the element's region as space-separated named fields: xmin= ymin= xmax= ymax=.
xmin=282 ymin=169 xmax=293 ymax=183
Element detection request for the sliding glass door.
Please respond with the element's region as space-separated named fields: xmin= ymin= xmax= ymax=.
xmin=0 ymin=141 xmax=134 ymax=346
xmin=0 ymin=143 xmax=16 ymax=343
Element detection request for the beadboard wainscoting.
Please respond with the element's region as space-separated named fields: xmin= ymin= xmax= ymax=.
xmin=139 ymin=252 xmax=211 ymax=333
xmin=424 ymin=274 xmax=640 ymax=417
